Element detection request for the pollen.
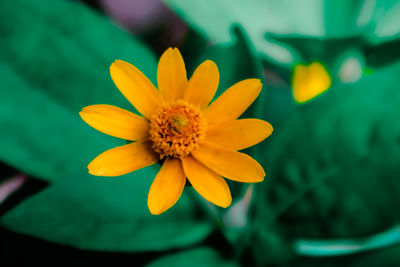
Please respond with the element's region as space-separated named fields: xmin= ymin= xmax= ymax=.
xmin=149 ymin=100 xmax=206 ymax=159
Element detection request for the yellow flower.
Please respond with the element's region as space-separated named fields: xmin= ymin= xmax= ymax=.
xmin=79 ymin=48 xmax=273 ymax=215
xmin=292 ymin=62 xmax=331 ymax=103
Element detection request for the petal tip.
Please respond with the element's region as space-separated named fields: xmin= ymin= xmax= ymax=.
xmin=88 ymin=161 xmax=106 ymax=176
xmin=110 ymin=59 xmax=126 ymax=70
xmin=149 ymin=207 xmax=163 ymax=216
xmin=263 ymin=121 xmax=274 ymax=139
xmin=254 ymin=79 xmax=263 ymax=91
xmin=148 ymin=201 xmax=168 ymax=215
xmin=249 ymin=78 xmax=261 ymax=84
xmin=79 ymin=105 xmax=90 ymax=114
xmin=161 ymin=47 xmax=173 ymax=57
xmin=258 ymin=169 xmax=266 ymax=181
xmin=250 ymin=174 xmax=265 ymax=183
xmin=88 ymin=167 xmax=103 ymax=176
xmin=221 ymin=198 xmax=232 ymax=208
xmin=78 ymin=111 xmax=88 ymax=124
xmin=172 ymin=47 xmax=180 ymax=53
xmin=204 ymin=59 xmax=217 ymax=67
xmin=247 ymin=78 xmax=262 ymax=91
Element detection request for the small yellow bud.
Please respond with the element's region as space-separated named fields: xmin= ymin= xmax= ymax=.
xmin=292 ymin=62 xmax=331 ymax=103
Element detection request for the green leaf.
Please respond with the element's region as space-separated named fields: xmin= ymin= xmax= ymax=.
xmin=250 ymin=60 xmax=400 ymax=264
xmin=363 ymin=0 xmax=400 ymax=45
xmin=1 ymin=174 xmax=212 ymax=252
xmin=287 ymin=243 xmax=400 ymax=266
xmin=294 ymin=225 xmax=400 ymax=256
xmin=164 ymin=0 xmax=400 ymax=69
xmin=267 ymin=35 xmax=363 ymax=70
xmin=163 ymin=0 xmax=303 ymax=68
xmin=146 ymin=247 xmax=239 ymax=267
xmin=0 ymin=65 xmax=108 ymax=183
xmin=267 ymin=35 xmax=367 ymax=85
xmin=0 ymin=0 xmax=157 ymax=112
xmin=0 ymin=0 xmax=157 ymax=182
xmin=0 ymin=0 xmax=213 ymax=252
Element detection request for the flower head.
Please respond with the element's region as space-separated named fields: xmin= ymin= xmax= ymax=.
xmin=292 ymin=62 xmax=331 ymax=103
xmin=79 ymin=48 xmax=273 ymax=215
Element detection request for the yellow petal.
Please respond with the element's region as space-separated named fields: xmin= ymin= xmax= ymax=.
xmin=157 ymin=48 xmax=188 ymax=102
xmin=204 ymin=79 xmax=262 ymax=127
xmin=192 ymin=142 xmax=265 ymax=183
xmin=88 ymin=140 xmax=158 ymax=176
xmin=181 ymin=156 xmax=231 ymax=208
xmin=79 ymin=104 xmax=149 ymax=141
xmin=148 ymin=158 xmax=186 ymax=215
xmin=206 ymin=119 xmax=273 ymax=150
xmin=183 ymin=60 xmax=219 ymax=107
xmin=292 ymin=62 xmax=331 ymax=103
xmin=110 ymin=60 xmax=162 ymax=118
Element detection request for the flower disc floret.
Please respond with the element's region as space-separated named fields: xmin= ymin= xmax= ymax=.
xmin=149 ymin=100 xmax=206 ymax=159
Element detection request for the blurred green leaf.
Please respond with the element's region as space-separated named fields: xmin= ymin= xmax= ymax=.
xmin=295 ymin=224 xmax=400 ymax=257
xmin=0 ymin=0 xmax=157 ymax=113
xmin=286 ymin=244 xmax=400 ymax=266
xmin=0 ymin=0 xmax=213 ymax=252
xmin=267 ymin=35 xmax=363 ymax=72
xmin=0 ymin=64 xmax=101 ymax=183
xmin=0 ymin=0 xmax=157 ymax=182
xmin=0 ymin=175 xmax=212 ymax=252
xmin=267 ymin=35 xmax=367 ymax=85
xmin=249 ymin=60 xmax=400 ymax=265
xmin=146 ymin=247 xmax=239 ymax=267
xmin=164 ymin=0 xmax=400 ymax=69
xmin=266 ymin=0 xmax=400 ymax=69
xmin=163 ymin=0 xmax=303 ymax=68
xmin=363 ymin=0 xmax=400 ymax=45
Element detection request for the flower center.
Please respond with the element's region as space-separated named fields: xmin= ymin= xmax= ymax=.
xmin=149 ymin=100 xmax=206 ymax=159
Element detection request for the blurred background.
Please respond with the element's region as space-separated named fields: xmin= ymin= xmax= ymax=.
xmin=1 ymin=0 xmax=400 ymax=266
